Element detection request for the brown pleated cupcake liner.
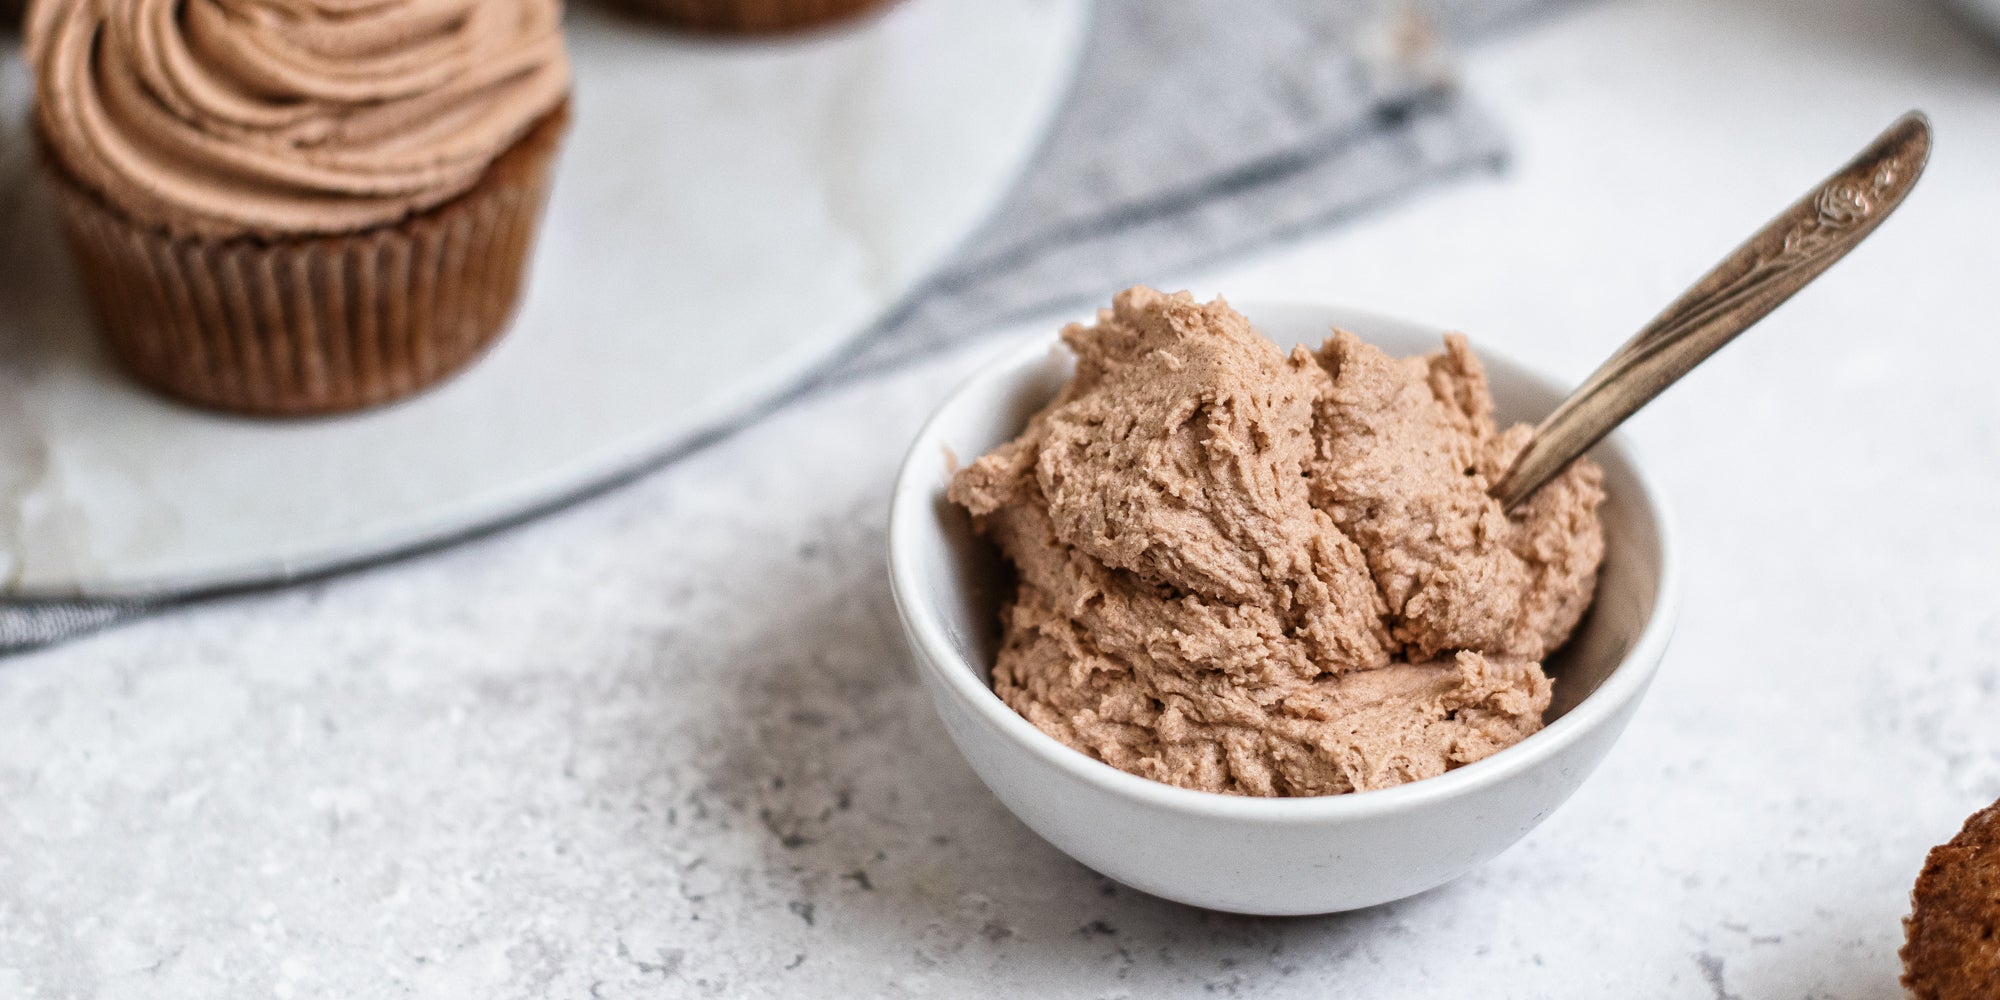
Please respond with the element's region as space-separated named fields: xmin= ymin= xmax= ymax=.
xmin=618 ymin=0 xmax=893 ymax=33
xmin=46 ymin=104 xmax=570 ymax=417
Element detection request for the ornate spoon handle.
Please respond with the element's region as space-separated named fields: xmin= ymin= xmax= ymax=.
xmin=1490 ymin=111 xmax=1932 ymax=511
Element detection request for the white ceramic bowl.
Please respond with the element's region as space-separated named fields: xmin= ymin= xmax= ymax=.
xmin=888 ymin=301 xmax=1678 ymax=915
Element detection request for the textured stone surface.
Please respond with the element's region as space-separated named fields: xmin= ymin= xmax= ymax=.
xmin=5 ymin=0 xmax=2000 ymax=996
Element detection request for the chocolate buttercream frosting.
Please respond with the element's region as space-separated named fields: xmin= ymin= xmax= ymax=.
xmin=28 ymin=0 xmax=569 ymax=237
xmin=950 ymin=288 xmax=1606 ymax=797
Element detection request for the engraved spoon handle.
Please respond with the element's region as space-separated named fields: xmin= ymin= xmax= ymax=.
xmin=1490 ymin=111 xmax=1932 ymax=510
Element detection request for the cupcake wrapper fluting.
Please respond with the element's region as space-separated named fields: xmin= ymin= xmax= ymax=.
xmin=618 ymin=0 xmax=891 ymax=33
xmin=47 ymin=104 xmax=570 ymax=417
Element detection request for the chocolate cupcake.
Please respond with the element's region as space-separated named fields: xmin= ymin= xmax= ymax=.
xmin=27 ymin=0 xmax=571 ymax=415
xmin=1904 ymin=797 xmax=2000 ymax=1000
xmin=619 ymin=0 xmax=893 ymax=34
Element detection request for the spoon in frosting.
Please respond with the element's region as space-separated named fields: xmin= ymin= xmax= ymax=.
xmin=1490 ymin=111 xmax=1932 ymax=510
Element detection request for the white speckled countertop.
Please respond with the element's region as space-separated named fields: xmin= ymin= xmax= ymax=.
xmin=4 ymin=0 xmax=1999 ymax=996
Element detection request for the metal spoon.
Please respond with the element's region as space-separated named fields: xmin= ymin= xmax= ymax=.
xmin=1490 ymin=111 xmax=1932 ymax=510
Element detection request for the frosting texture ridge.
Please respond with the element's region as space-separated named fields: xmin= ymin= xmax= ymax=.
xmin=949 ymin=289 xmax=1607 ymax=797
xmin=30 ymin=0 xmax=570 ymax=236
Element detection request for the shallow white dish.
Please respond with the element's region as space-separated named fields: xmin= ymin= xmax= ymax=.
xmin=0 ymin=0 xmax=1088 ymax=597
xmin=888 ymin=301 xmax=1678 ymax=915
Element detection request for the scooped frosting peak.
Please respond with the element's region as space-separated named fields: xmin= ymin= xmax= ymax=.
xmin=949 ymin=289 xmax=1607 ymax=797
xmin=29 ymin=0 xmax=570 ymax=237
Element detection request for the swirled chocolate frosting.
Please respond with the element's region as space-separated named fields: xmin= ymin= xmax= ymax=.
xmin=29 ymin=0 xmax=570 ymax=237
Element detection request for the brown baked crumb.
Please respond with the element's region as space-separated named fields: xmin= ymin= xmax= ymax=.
xmin=1903 ymin=797 xmax=2000 ymax=1000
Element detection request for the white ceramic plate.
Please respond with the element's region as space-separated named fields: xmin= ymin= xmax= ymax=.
xmin=0 ymin=0 xmax=1089 ymax=597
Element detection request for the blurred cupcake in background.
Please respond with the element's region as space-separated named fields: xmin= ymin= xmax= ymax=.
xmin=617 ymin=0 xmax=894 ymax=34
xmin=27 ymin=0 xmax=572 ymax=416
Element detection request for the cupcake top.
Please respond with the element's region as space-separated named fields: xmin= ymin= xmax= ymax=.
xmin=1904 ymin=799 xmax=2000 ymax=999
xmin=28 ymin=0 xmax=569 ymax=238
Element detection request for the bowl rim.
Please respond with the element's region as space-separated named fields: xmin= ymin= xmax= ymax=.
xmin=887 ymin=301 xmax=1680 ymax=824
